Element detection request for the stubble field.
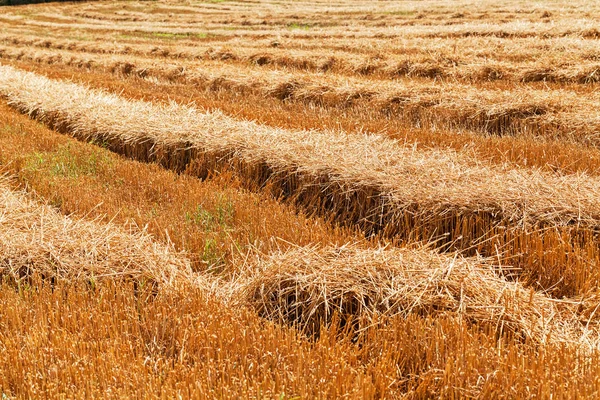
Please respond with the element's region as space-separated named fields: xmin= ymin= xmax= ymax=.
xmin=2 ymin=0 xmax=600 ymax=398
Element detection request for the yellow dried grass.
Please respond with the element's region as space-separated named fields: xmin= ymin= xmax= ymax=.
xmin=5 ymin=33 xmax=600 ymax=85
xmin=1 ymin=65 xmax=600 ymax=231
xmin=5 ymin=44 xmax=600 ymax=142
xmin=0 ymin=177 xmax=194 ymax=287
xmin=233 ymin=245 xmax=600 ymax=350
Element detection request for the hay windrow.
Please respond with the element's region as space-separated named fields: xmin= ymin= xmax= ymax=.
xmin=5 ymin=33 xmax=600 ymax=86
xmin=1 ymin=65 xmax=600 ymax=238
xmin=0 ymin=177 xmax=194 ymax=288
xmin=233 ymin=245 xmax=600 ymax=350
xmin=6 ymin=158 xmax=596 ymax=350
xmin=7 ymin=44 xmax=600 ymax=140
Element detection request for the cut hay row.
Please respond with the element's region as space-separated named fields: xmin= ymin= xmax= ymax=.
xmin=415 ymin=21 xmax=600 ymax=40
xmin=6 ymin=25 xmax=600 ymax=63
xmin=9 ymin=44 xmax=600 ymax=177
xmin=4 ymin=65 xmax=600 ymax=230
xmin=4 ymin=34 xmax=600 ymax=85
xmin=232 ymin=245 xmax=600 ymax=350
xmin=0 ymin=14 xmax=414 ymax=39
xmin=3 ymin=170 xmax=596 ymax=350
xmin=0 ymin=178 xmax=193 ymax=287
xmin=43 ymin=0 xmax=600 ymax=23
xmin=4 ymin=258 xmax=600 ymax=399
xmin=3 ymin=64 xmax=600 ymax=299
xmin=4 ymin=156 xmax=598 ymax=351
xmin=4 ymin=6 xmax=600 ymax=40
xmin=5 ymin=45 xmax=600 ymax=142
xmin=271 ymin=35 xmax=600 ymax=67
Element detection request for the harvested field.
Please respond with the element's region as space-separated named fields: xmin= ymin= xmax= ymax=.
xmin=6 ymin=33 xmax=600 ymax=85
xmin=3 ymin=174 xmax=600 ymax=397
xmin=3 ymin=0 xmax=600 ymax=398
xmin=2 ymin=65 xmax=600 ymax=230
xmin=6 ymin=43 xmax=600 ymax=142
xmin=4 ymin=65 xmax=600 ymax=298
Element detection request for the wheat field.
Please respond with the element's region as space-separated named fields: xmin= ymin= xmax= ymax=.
xmin=2 ymin=0 xmax=600 ymax=398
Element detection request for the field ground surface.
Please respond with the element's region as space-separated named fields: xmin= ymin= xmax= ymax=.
xmin=2 ymin=0 xmax=600 ymax=398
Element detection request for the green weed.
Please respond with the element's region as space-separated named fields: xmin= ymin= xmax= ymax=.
xmin=185 ymin=196 xmax=234 ymax=232
xmin=23 ymin=144 xmax=114 ymax=179
xmin=287 ymin=23 xmax=312 ymax=30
